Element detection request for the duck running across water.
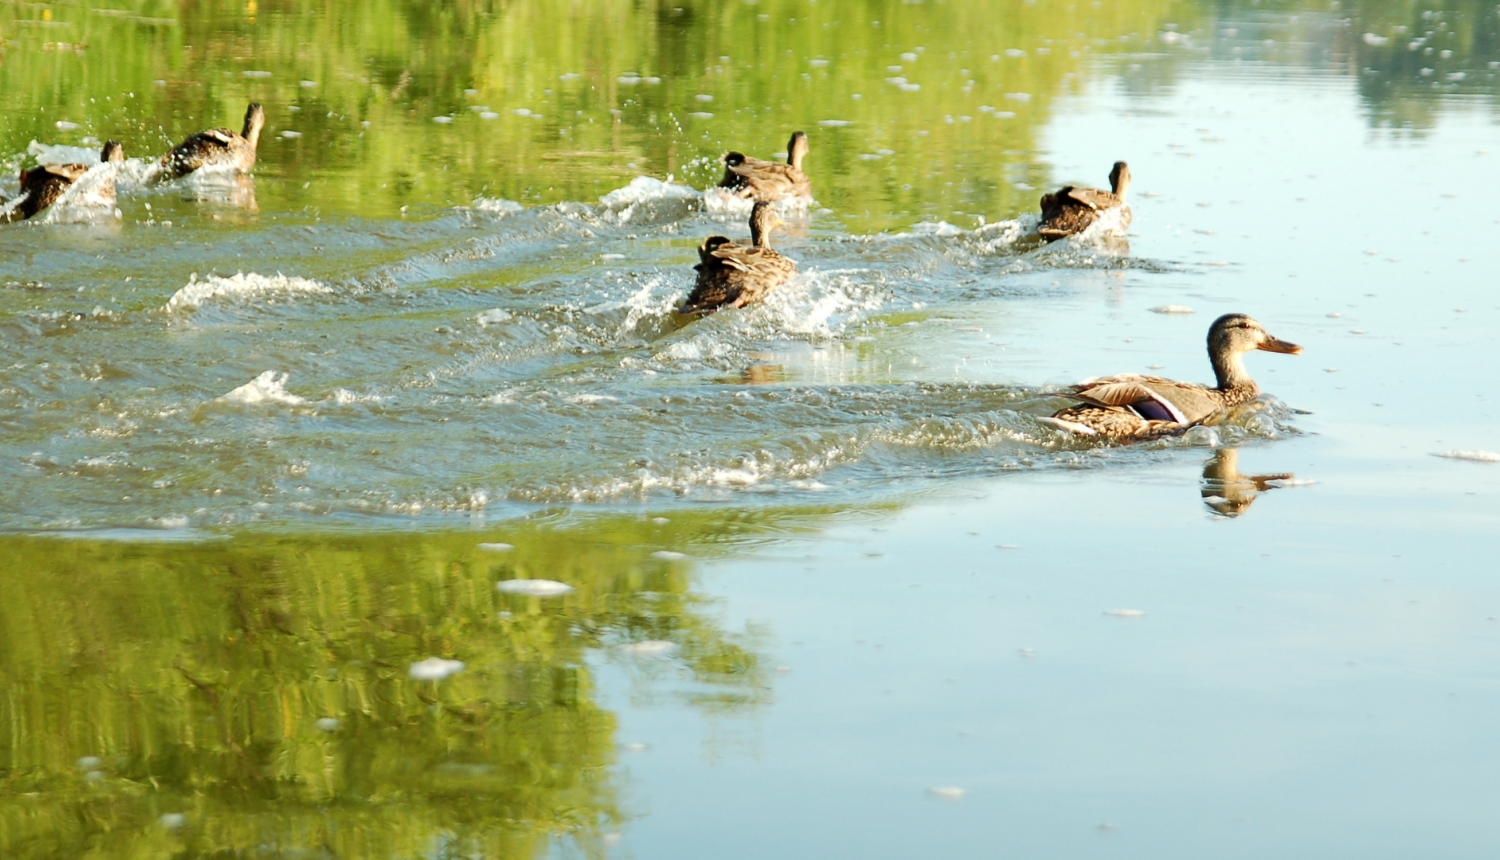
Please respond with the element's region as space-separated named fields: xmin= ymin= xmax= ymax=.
xmin=1041 ymin=313 xmax=1302 ymax=440
xmin=679 ymin=201 xmax=798 ymax=314
xmin=718 ymin=131 xmax=812 ymax=200
xmin=155 ymin=102 xmax=265 ymax=180
xmin=5 ymin=140 xmax=125 ymax=222
xmin=1038 ymin=160 xmax=1132 ymax=241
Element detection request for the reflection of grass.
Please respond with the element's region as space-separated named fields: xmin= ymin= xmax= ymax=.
xmin=0 ymin=0 xmax=1178 ymax=226
xmin=0 ymin=506 xmax=867 ymax=858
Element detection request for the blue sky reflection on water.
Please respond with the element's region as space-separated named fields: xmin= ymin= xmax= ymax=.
xmin=596 ymin=31 xmax=1500 ymax=860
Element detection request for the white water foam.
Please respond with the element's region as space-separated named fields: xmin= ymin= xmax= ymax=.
xmin=596 ymin=176 xmax=701 ymax=223
xmin=472 ymin=197 xmax=525 ymax=215
xmin=25 ymin=160 xmax=126 ymax=224
xmin=26 ymin=140 xmax=103 ymax=165
xmin=163 ymin=272 xmax=332 ymax=313
xmin=216 ymin=371 xmax=306 ymax=406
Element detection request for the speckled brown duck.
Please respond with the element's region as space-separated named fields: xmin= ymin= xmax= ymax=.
xmin=679 ymin=200 xmax=797 ymax=314
xmin=1038 ymin=160 xmax=1131 ymax=241
xmin=6 ymin=140 xmax=124 ymax=222
xmin=718 ymin=131 xmax=812 ymax=200
xmin=1040 ymin=313 xmax=1301 ymax=440
xmin=155 ymin=102 xmax=265 ymax=180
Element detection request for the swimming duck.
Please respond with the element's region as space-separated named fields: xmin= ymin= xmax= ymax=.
xmin=1038 ymin=161 xmax=1131 ymax=241
xmin=718 ymin=131 xmax=812 ymax=200
xmin=679 ymin=201 xmax=797 ymax=314
xmin=1041 ymin=313 xmax=1301 ymax=439
xmin=6 ymin=140 xmax=124 ymax=222
xmin=155 ymin=102 xmax=265 ymax=179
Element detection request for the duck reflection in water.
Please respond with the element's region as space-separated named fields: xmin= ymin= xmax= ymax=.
xmin=181 ymin=173 xmax=259 ymax=212
xmin=1200 ymin=447 xmax=1293 ymax=518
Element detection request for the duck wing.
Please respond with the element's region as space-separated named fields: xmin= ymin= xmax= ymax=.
xmin=1069 ymin=374 xmax=1225 ymax=425
xmin=727 ymin=162 xmax=811 ymax=200
xmin=158 ymin=127 xmax=239 ymax=177
xmin=1062 ymin=186 xmax=1120 ymax=211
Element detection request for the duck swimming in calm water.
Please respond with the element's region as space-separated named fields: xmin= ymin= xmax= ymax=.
xmin=1041 ymin=313 xmax=1302 ymax=439
xmin=155 ymin=102 xmax=265 ymax=180
xmin=5 ymin=140 xmax=124 ymax=222
xmin=718 ymin=131 xmax=812 ymax=200
xmin=1038 ymin=161 xmax=1131 ymax=241
xmin=679 ymin=201 xmax=798 ymax=314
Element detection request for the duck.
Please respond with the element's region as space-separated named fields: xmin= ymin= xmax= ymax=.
xmin=1038 ymin=160 xmax=1131 ymax=241
xmin=155 ymin=102 xmax=265 ymax=180
xmin=679 ymin=200 xmax=797 ymax=314
xmin=1040 ymin=313 xmax=1301 ymax=439
xmin=5 ymin=140 xmax=125 ymax=222
xmin=718 ymin=131 xmax=812 ymax=200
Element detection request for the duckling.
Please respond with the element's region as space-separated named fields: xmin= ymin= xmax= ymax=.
xmin=679 ymin=201 xmax=797 ymax=314
xmin=719 ymin=131 xmax=812 ymax=200
xmin=1038 ymin=160 xmax=1131 ymax=241
xmin=1041 ymin=313 xmax=1301 ymax=439
xmin=155 ymin=102 xmax=265 ymax=180
xmin=6 ymin=140 xmax=125 ymax=222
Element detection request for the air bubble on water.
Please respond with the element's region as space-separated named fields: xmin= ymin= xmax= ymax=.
xmin=652 ymin=550 xmax=687 ymax=560
xmin=315 ymin=717 xmax=340 ymax=732
xmin=497 ymin=579 xmax=574 ymax=596
xmin=409 ymin=657 xmax=465 ymax=680
xmin=1150 ymin=305 xmax=1194 ymax=315
xmin=622 ymin=640 xmax=678 ymax=656
xmin=477 ymin=542 xmax=514 ymax=552
xmin=927 ymin=786 xmax=965 ymax=800
xmin=1103 ymin=608 xmax=1146 ymax=618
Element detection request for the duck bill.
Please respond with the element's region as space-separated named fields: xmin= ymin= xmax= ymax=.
xmin=1257 ymin=336 xmax=1303 ymax=355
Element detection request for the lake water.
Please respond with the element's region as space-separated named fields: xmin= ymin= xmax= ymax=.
xmin=2 ymin=0 xmax=1498 ymax=856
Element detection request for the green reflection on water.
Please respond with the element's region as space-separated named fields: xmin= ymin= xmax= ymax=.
xmin=1 ymin=0 xmax=1181 ymax=228
xmin=0 ymin=507 xmax=841 ymax=858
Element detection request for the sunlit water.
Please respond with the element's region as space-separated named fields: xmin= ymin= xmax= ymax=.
xmin=3 ymin=1 xmax=1499 ymax=857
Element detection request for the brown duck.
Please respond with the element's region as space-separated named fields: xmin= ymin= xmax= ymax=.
xmin=679 ymin=201 xmax=797 ymax=314
xmin=6 ymin=140 xmax=124 ymax=222
xmin=156 ymin=102 xmax=265 ymax=179
xmin=1041 ymin=313 xmax=1301 ymax=439
xmin=1038 ymin=161 xmax=1131 ymax=241
xmin=719 ymin=131 xmax=812 ymax=200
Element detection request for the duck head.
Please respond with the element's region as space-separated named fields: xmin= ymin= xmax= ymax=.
xmin=723 ymin=151 xmax=747 ymax=168
xmin=787 ymin=131 xmax=809 ymax=170
xmin=101 ymin=140 xmax=125 ymax=163
xmin=1208 ymin=313 xmax=1302 ymax=388
xmin=748 ymin=200 xmax=784 ymax=248
xmin=1109 ymin=161 xmax=1131 ymax=199
xmin=243 ymin=103 xmax=266 ymax=149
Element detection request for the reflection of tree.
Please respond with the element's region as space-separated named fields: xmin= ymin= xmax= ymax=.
xmin=1343 ymin=0 xmax=1500 ymax=131
xmin=0 ymin=0 xmax=1176 ymax=221
xmin=0 ymin=509 xmax=807 ymax=858
xmin=1195 ymin=0 xmax=1500 ymax=132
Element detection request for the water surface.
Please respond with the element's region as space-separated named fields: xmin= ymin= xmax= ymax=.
xmin=2 ymin=0 xmax=1499 ymax=857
